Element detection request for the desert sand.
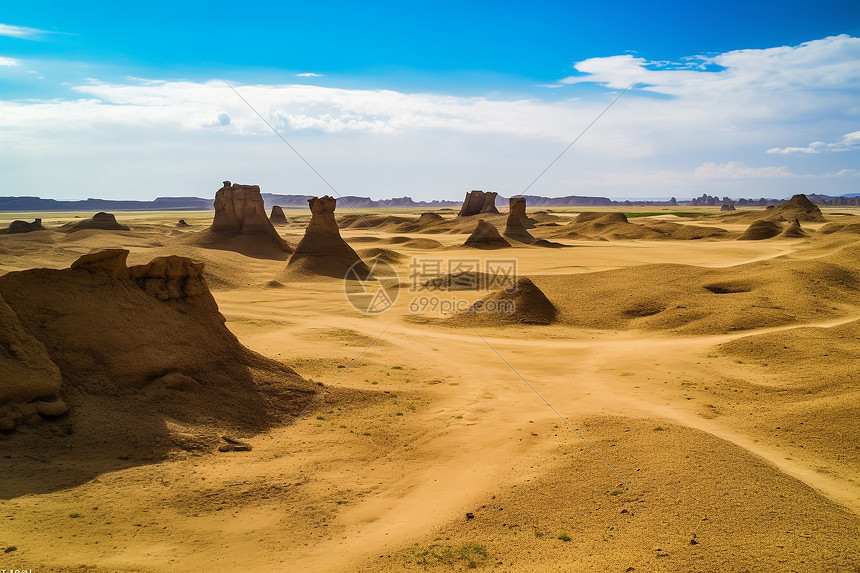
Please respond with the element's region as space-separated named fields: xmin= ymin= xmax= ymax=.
xmin=1 ymin=197 xmax=859 ymax=572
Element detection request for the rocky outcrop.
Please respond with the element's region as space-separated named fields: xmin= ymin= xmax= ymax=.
xmin=463 ymin=220 xmax=511 ymax=249
xmin=0 ymin=293 xmax=65 ymax=432
xmin=210 ymin=181 xmax=291 ymax=249
xmin=721 ymin=201 xmax=736 ymax=211
xmin=177 ymin=219 xmax=190 ymax=227
xmin=4 ymin=219 xmax=45 ymax=234
xmin=768 ymin=194 xmax=826 ymax=223
xmin=129 ymin=255 xmax=216 ymax=311
xmin=504 ymin=197 xmax=539 ymax=244
xmin=458 ymin=277 xmax=557 ymax=325
xmin=71 ymin=249 xmax=130 ymax=278
xmin=458 ymin=190 xmax=500 ymax=216
xmin=0 ymin=250 xmax=314 ymax=442
xmin=739 ymin=220 xmax=782 ymax=240
xmin=68 ymin=212 xmax=130 ymax=232
xmin=270 ymin=205 xmax=289 ymax=225
xmin=285 ymin=196 xmax=370 ymax=278
xmin=780 ymin=218 xmax=808 ymax=238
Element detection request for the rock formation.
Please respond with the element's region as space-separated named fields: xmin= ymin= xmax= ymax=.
xmin=739 ymin=220 xmax=782 ymax=240
xmin=458 ymin=190 xmax=500 ymax=216
xmin=463 ymin=220 xmax=511 ymax=249
xmin=721 ymin=201 xmax=736 ymax=211
xmin=0 ymin=293 xmax=65 ymax=432
xmin=285 ymin=196 xmax=371 ymax=278
xmin=504 ymin=197 xmax=537 ymax=243
xmin=189 ymin=181 xmax=291 ymax=257
xmin=3 ymin=219 xmax=45 ymax=234
xmin=460 ymin=277 xmax=557 ymax=325
xmin=177 ymin=219 xmax=190 ymax=227
xmin=270 ymin=205 xmax=289 ymax=225
xmin=211 ymin=182 xmax=291 ymax=247
xmin=68 ymin=212 xmax=130 ymax=232
xmin=768 ymin=194 xmax=826 ymax=222
xmin=781 ymin=218 xmax=808 ymax=238
xmin=0 ymin=249 xmax=314 ymax=440
xmin=71 ymin=249 xmax=130 ymax=278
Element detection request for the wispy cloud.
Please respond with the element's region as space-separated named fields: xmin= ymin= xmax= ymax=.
xmin=1 ymin=35 xmax=857 ymax=200
xmin=0 ymin=56 xmax=18 ymax=66
xmin=0 ymin=23 xmax=53 ymax=40
xmin=296 ymin=72 xmax=323 ymax=77
xmin=768 ymin=131 xmax=860 ymax=154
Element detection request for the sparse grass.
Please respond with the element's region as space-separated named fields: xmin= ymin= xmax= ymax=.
xmin=396 ymin=412 xmax=403 ymax=416
xmin=558 ymin=532 xmax=572 ymax=542
xmin=407 ymin=542 xmax=488 ymax=569
xmin=316 ymin=415 xmax=325 ymax=420
xmin=610 ymin=490 xmax=623 ymax=496
xmin=69 ymin=512 xmax=82 ymax=518
xmin=391 ymin=365 xmax=403 ymax=370
xmin=407 ymin=403 xmax=416 ymax=411
xmin=339 ymin=425 xmax=347 ymax=429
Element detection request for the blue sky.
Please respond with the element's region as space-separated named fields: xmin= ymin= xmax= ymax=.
xmin=1 ymin=1 xmax=859 ymax=201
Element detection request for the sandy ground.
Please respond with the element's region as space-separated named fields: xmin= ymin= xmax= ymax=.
xmin=1 ymin=207 xmax=859 ymax=572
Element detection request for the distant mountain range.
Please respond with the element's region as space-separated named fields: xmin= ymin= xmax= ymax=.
xmin=0 ymin=191 xmax=857 ymax=212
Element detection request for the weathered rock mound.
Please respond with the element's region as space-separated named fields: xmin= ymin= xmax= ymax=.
xmin=780 ymin=218 xmax=809 ymax=238
xmin=3 ymin=219 xmax=45 ymax=234
xmin=458 ymin=190 xmax=500 ymax=216
xmin=463 ymin=220 xmax=511 ymax=249
xmin=270 ymin=205 xmax=289 ymax=225
xmin=739 ymin=220 xmax=782 ymax=240
xmin=0 ymin=293 xmax=65 ymax=432
xmin=285 ymin=196 xmax=371 ymax=279
xmin=0 ymin=250 xmax=314 ymax=441
xmin=67 ymin=212 xmax=130 ymax=232
xmin=771 ymin=194 xmax=826 ymax=223
xmin=456 ymin=277 xmax=557 ymax=325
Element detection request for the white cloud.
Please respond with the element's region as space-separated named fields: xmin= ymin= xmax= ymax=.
xmin=0 ymin=56 xmax=17 ymax=66
xmin=827 ymin=168 xmax=860 ymax=177
xmin=0 ymin=23 xmax=51 ymax=40
xmin=1 ymin=35 xmax=858 ymax=201
xmin=692 ymin=161 xmax=795 ymax=179
xmin=296 ymin=72 xmax=323 ymax=77
xmin=768 ymin=130 xmax=860 ymax=154
xmin=562 ymin=35 xmax=860 ymax=97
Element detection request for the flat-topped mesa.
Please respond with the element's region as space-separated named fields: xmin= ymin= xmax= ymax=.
xmin=458 ymin=190 xmax=500 ymax=217
xmin=270 ymin=205 xmax=289 ymax=225
xmin=286 ymin=196 xmax=370 ymax=278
